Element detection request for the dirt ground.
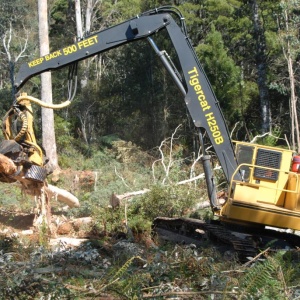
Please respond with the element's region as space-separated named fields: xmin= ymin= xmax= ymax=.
xmin=0 ymin=207 xmax=97 ymax=246
xmin=0 ymin=210 xmax=35 ymax=232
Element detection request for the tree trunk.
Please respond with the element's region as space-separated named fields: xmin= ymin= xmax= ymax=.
xmin=250 ymin=0 xmax=271 ymax=133
xmin=0 ymin=153 xmax=80 ymax=208
xmin=85 ymin=0 xmax=93 ymax=34
xmin=287 ymin=55 xmax=299 ymax=151
xmin=277 ymin=2 xmax=300 ymax=152
xmin=75 ymin=0 xmax=95 ymax=143
xmin=75 ymin=0 xmax=83 ymax=39
xmin=283 ymin=7 xmax=300 ymax=152
xmin=38 ymin=0 xmax=59 ymax=172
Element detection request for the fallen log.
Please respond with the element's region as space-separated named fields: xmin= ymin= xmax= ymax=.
xmin=110 ymin=189 xmax=150 ymax=208
xmin=194 ymin=198 xmax=225 ymax=209
xmin=46 ymin=184 xmax=80 ymax=208
xmin=0 ymin=153 xmax=17 ymax=175
xmin=111 ymin=169 xmax=225 ymax=209
xmin=49 ymin=237 xmax=90 ymax=248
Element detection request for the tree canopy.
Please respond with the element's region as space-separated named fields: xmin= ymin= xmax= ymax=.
xmin=0 ymin=0 xmax=299 ymax=152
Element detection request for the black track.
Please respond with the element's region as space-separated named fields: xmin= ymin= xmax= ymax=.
xmin=152 ymin=217 xmax=300 ymax=262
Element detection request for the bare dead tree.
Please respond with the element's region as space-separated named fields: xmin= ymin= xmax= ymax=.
xmin=77 ymin=101 xmax=96 ymax=143
xmin=2 ymin=22 xmax=29 ymax=97
xmin=152 ymin=124 xmax=182 ymax=184
xmin=277 ymin=1 xmax=300 ymax=152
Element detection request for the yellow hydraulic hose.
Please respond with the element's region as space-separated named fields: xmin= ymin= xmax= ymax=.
xmin=16 ymin=93 xmax=71 ymax=109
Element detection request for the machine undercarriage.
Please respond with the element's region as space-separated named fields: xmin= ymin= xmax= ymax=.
xmin=153 ymin=217 xmax=300 ymax=262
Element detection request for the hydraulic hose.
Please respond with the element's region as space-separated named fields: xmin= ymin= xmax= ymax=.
xmin=16 ymin=94 xmax=71 ymax=110
xmin=14 ymin=110 xmax=28 ymax=142
xmin=198 ymin=129 xmax=218 ymax=211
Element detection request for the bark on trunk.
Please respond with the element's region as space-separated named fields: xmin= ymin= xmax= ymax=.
xmin=283 ymin=8 xmax=300 ymax=152
xmin=85 ymin=0 xmax=93 ymax=34
xmin=38 ymin=0 xmax=59 ymax=172
xmin=75 ymin=0 xmax=83 ymax=39
xmin=0 ymin=153 xmax=17 ymax=175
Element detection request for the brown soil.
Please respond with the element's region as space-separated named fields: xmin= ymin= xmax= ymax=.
xmin=0 ymin=210 xmax=35 ymax=231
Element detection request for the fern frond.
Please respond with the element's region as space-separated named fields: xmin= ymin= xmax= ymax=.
xmin=112 ymin=255 xmax=143 ymax=280
xmin=239 ymin=253 xmax=286 ymax=299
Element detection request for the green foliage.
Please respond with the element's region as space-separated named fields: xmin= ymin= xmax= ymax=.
xmin=54 ymin=114 xmax=75 ymax=152
xmin=0 ymin=85 xmax=14 ymax=115
xmin=0 ymin=245 xmax=74 ymax=299
xmin=38 ymin=219 xmax=49 ymax=247
xmin=0 ymin=0 xmax=30 ymax=35
xmin=239 ymin=252 xmax=292 ymax=299
xmin=196 ymin=25 xmax=241 ymax=122
xmin=50 ymin=0 xmax=74 ymax=41
xmin=0 ymin=184 xmax=23 ymax=208
xmin=99 ymin=134 xmax=121 ymax=147
xmin=131 ymin=185 xmax=199 ymax=221
xmin=206 ymin=0 xmax=237 ymax=17
xmin=128 ymin=214 xmax=152 ymax=234
xmin=0 ymin=0 xmax=298 ymax=153
xmin=102 ymin=256 xmax=150 ymax=298
xmin=50 ymin=0 xmax=69 ymax=23
xmin=58 ymin=147 xmax=85 ymax=169
xmin=259 ymin=126 xmax=282 ymax=147
xmin=102 ymin=0 xmax=142 ymax=21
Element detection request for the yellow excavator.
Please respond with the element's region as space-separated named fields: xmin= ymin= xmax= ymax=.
xmin=2 ymin=6 xmax=300 ymax=255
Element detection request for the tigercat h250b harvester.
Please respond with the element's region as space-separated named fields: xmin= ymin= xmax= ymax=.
xmin=2 ymin=6 xmax=300 ymax=254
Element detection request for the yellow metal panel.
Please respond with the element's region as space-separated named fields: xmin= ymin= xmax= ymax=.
xmin=223 ymin=200 xmax=300 ymax=231
xmin=233 ymin=184 xmax=258 ymax=203
xmin=285 ymin=173 xmax=300 ymax=211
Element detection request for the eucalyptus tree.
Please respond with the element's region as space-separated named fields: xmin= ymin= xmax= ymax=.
xmin=276 ymin=0 xmax=300 ymax=152
xmin=39 ymin=0 xmax=59 ymax=171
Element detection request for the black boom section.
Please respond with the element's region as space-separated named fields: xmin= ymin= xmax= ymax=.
xmin=14 ymin=14 xmax=170 ymax=90
xmin=14 ymin=9 xmax=239 ymax=183
xmin=163 ymin=20 xmax=239 ymax=182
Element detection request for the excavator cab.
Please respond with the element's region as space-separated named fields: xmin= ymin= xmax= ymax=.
xmin=220 ymin=142 xmax=300 ymax=230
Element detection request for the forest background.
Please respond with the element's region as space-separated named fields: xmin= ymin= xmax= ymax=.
xmin=0 ymin=1 xmax=300 ymax=298
xmin=1 ymin=0 xmax=299 ymax=158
